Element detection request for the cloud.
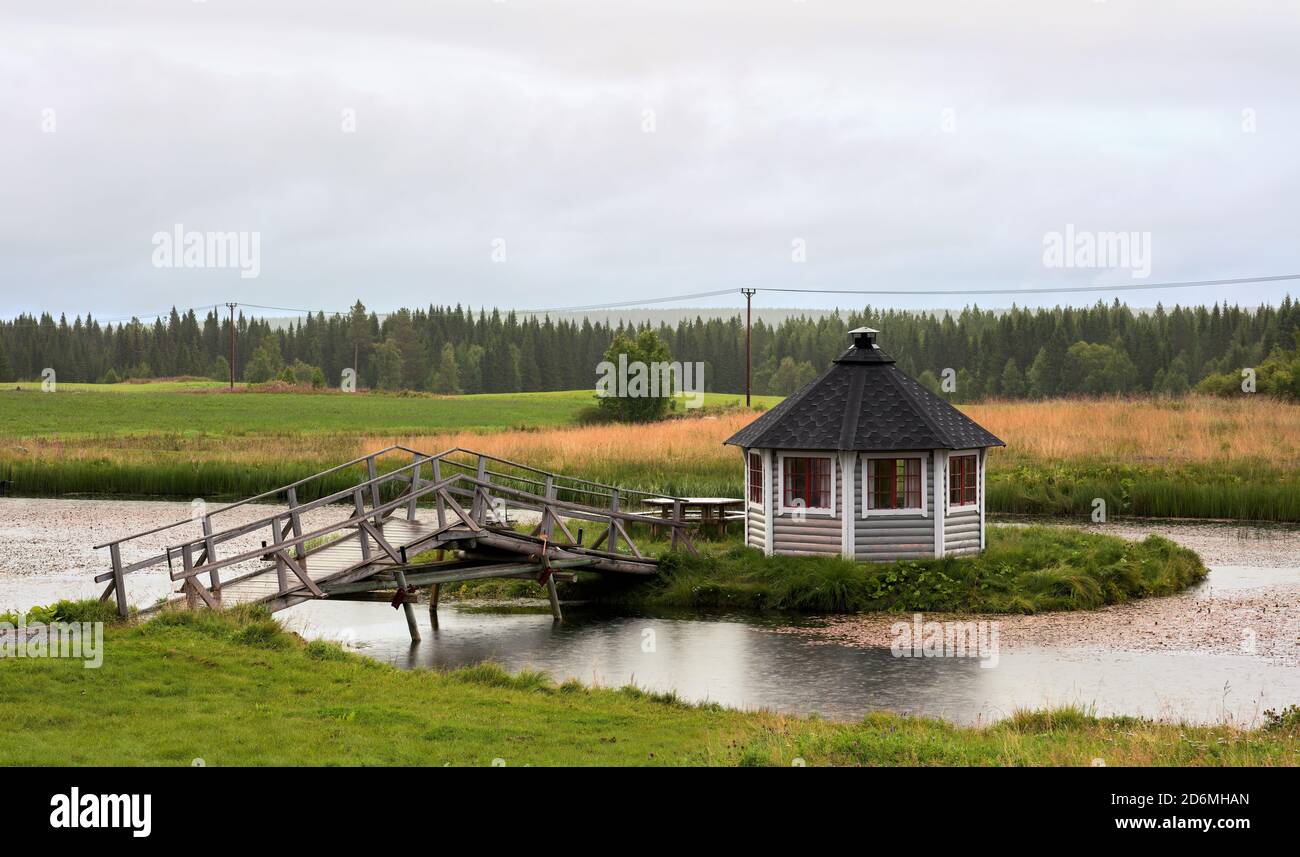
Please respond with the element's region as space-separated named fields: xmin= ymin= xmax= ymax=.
xmin=1 ymin=0 xmax=1297 ymax=318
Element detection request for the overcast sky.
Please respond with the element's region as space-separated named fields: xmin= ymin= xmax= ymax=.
xmin=2 ymin=0 xmax=1298 ymax=321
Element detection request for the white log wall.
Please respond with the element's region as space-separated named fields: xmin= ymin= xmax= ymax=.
xmin=746 ymin=448 xmax=986 ymax=560
xmin=854 ymin=452 xmax=936 ymax=561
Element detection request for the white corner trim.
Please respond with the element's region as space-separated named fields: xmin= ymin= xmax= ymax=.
xmin=840 ymin=452 xmax=855 ymax=558
xmin=860 ymin=452 xmax=928 ymax=518
xmin=979 ymin=447 xmax=987 ymax=551
xmin=776 ymin=451 xmax=836 ymax=517
xmin=741 ymin=447 xmax=750 ymax=547
xmin=934 ymin=449 xmax=946 ymax=558
xmin=762 ymin=450 xmax=774 ymax=556
xmin=946 ymin=448 xmax=980 ymax=511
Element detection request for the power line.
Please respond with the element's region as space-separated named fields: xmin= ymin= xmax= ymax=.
xmin=238 ymin=302 xmax=347 ymax=316
xmin=520 ymin=273 xmax=1300 ymax=313
xmin=756 ymin=273 xmax=1300 ymax=298
xmin=522 ymin=288 xmax=741 ymax=314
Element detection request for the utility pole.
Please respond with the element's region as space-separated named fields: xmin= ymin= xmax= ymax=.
xmin=225 ymin=302 xmax=237 ymax=389
xmin=741 ymin=288 xmax=757 ymax=407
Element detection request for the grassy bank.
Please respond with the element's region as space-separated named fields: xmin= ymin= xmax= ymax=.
xmin=0 ymin=605 xmax=1293 ymax=766
xmin=573 ymin=526 xmax=1208 ymax=614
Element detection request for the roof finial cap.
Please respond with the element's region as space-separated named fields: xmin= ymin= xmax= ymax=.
xmin=850 ymin=326 xmax=879 ymax=349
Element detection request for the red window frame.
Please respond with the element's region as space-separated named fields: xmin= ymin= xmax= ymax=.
xmin=782 ymin=456 xmax=832 ymax=510
xmin=869 ymin=458 xmax=922 ymax=510
xmin=747 ymin=452 xmax=763 ymax=504
xmin=949 ymin=454 xmax=978 ymax=507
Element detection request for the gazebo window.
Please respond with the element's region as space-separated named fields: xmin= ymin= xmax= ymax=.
xmin=747 ymin=452 xmax=763 ymax=504
xmin=781 ymin=455 xmax=833 ymax=511
xmin=867 ymin=457 xmax=922 ymax=510
xmin=949 ymin=454 xmax=978 ymax=507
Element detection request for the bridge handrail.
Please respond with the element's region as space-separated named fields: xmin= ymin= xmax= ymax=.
xmin=158 ymin=470 xmax=470 ymax=582
xmin=419 ymin=446 xmax=687 ymax=503
xmin=92 ymin=444 xmax=420 ymax=550
xmin=94 ymin=444 xmax=692 ymax=553
xmin=157 ymin=471 xmax=693 ymax=585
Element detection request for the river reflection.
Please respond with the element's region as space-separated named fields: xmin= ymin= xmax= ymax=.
xmin=283 ymin=599 xmax=1299 ymax=725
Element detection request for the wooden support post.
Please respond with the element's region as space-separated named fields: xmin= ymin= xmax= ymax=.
xmin=608 ymin=489 xmax=620 ymax=554
xmin=542 ymin=475 xmax=556 ymax=540
xmin=361 ymin=520 xmax=402 ymax=562
xmin=202 ymin=515 xmax=220 ymax=592
xmin=181 ymin=549 xmax=221 ymax=610
xmin=393 ymin=568 xmax=420 ymax=642
xmin=287 ymin=486 xmax=305 ymax=568
xmin=407 ymin=452 xmax=421 ymax=521
xmin=277 ymin=551 xmax=324 ymax=597
xmin=366 ymin=456 xmax=383 ymax=525
xmin=614 ymin=520 xmax=643 ymax=558
xmin=670 ymin=499 xmax=682 ymax=552
xmin=108 ymin=543 xmax=127 ymax=619
xmin=472 ymin=455 xmax=487 ymax=524
xmin=271 ymin=516 xmax=288 ymax=593
xmin=432 ymin=458 xmax=446 ymax=527
xmin=546 ymin=574 xmax=562 ymax=622
xmin=428 ymin=583 xmax=440 ymax=613
xmin=353 ymin=489 xmax=372 ymax=561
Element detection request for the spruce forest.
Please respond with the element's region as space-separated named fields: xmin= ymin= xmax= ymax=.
xmin=2 ymin=298 xmax=1299 ymax=400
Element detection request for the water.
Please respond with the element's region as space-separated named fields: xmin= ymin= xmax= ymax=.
xmin=4 ymin=497 xmax=1299 ymax=725
xmin=281 ymin=597 xmax=1300 ymax=726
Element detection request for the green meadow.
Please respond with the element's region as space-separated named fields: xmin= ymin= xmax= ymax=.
xmin=0 ymin=384 xmax=778 ymax=438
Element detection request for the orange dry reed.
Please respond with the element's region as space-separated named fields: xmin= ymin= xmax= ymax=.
xmin=364 ymin=412 xmax=754 ymax=471
xmin=966 ymin=396 xmax=1300 ymax=466
xmin=367 ymin=396 xmax=1300 ymax=469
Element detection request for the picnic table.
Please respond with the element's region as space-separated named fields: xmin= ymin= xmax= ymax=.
xmin=642 ymin=497 xmax=745 ymax=534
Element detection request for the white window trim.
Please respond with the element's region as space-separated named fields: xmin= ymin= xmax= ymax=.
xmin=947 ymin=448 xmax=981 ymax=512
xmin=746 ymin=450 xmax=764 ymax=509
xmin=776 ymin=451 xmax=836 ymax=517
xmin=862 ymin=452 xmax=928 ymax=518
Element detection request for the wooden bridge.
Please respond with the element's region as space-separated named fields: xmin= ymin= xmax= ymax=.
xmin=92 ymin=446 xmax=698 ymax=638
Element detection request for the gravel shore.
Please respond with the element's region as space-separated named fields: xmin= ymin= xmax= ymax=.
xmin=785 ymin=518 xmax=1300 ymax=666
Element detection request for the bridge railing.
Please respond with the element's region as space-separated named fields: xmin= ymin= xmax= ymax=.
xmin=93 ymin=445 xmax=697 ymax=617
xmin=410 ymin=446 xmax=698 ymax=559
xmin=92 ymin=446 xmax=441 ymax=616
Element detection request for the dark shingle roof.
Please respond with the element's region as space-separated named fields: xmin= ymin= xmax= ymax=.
xmin=725 ymin=342 xmax=1005 ymax=452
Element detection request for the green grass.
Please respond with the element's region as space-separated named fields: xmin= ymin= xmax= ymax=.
xmin=0 ymin=604 xmax=1292 ymax=766
xmin=988 ymin=459 xmax=1300 ymax=522
xmin=575 ymin=525 xmax=1208 ymax=614
xmin=0 ymin=598 xmax=120 ymax=626
xmin=32 ymin=379 xmax=234 ymax=394
xmin=0 ymin=385 xmax=778 ymax=438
